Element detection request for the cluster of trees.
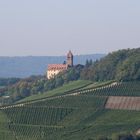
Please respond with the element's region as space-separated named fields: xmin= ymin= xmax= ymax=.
xmin=56 ymin=48 xmax=140 ymax=83
xmin=81 ymin=48 xmax=140 ymax=82
xmin=0 ymin=78 xmax=20 ymax=87
xmin=5 ymin=76 xmax=46 ymax=101
xmin=0 ymin=65 xmax=84 ymax=102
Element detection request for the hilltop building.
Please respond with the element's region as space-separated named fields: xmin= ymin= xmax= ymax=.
xmin=67 ymin=50 xmax=73 ymax=67
xmin=47 ymin=51 xmax=73 ymax=79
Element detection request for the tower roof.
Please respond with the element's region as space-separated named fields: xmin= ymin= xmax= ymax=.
xmin=67 ymin=50 xmax=73 ymax=57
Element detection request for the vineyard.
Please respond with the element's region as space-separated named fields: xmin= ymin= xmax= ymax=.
xmin=0 ymin=81 xmax=140 ymax=139
xmin=82 ymin=82 xmax=140 ymax=96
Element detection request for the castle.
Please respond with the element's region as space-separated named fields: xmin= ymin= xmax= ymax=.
xmin=47 ymin=51 xmax=73 ymax=79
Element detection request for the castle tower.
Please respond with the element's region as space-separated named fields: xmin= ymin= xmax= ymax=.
xmin=67 ymin=50 xmax=73 ymax=67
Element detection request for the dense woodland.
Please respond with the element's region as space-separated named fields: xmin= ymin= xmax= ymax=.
xmin=0 ymin=48 xmax=139 ymax=103
xmin=81 ymin=48 xmax=140 ymax=81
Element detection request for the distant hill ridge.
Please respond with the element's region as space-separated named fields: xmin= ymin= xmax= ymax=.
xmin=0 ymin=54 xmax=105 ymax=78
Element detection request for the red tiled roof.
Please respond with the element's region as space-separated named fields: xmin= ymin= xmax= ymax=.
xmin=48 ymin=64 xmax=67 ymax=70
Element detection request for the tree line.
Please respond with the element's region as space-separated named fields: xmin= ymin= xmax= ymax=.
xmin=0 ymin=48 xmax=139 ymax=104
xmin=81 ymin=48 xmax=140 ymax=81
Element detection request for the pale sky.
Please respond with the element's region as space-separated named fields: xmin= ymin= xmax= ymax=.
xmin=0 ymin=0 xmax=140 ymax=56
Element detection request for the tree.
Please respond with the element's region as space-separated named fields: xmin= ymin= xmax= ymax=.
xmin=55 ymin=77 xmax=64 ymax=87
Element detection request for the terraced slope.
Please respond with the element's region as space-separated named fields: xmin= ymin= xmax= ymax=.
xmin=1 ymin=95 xmax=107 ymax=140
xmin=82 ymin=82 xmax=140 ymax=96
xmin=2 ymin=95 xmax=140 ymax=140
xmin=0 ymin=81 xmax=140 ymax=140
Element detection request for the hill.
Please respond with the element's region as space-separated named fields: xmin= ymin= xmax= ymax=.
xmin=81 ymin=48 xmax=140 ymax=81
xmin=0 ymin=48 xmax=140 ymax=139
xmin=0 ymin=48 xmax=139 ymax=105
xmin=0 ymin=81 xmax=140 ymax=140
xmin=0 ymin=54 xmax=105 ymax=78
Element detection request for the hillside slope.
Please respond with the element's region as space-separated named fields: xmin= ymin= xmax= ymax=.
xmin=81 ymin=48 xmax=140 ymax=81
xmin=0 ymin=81 xmax=140 ymax=140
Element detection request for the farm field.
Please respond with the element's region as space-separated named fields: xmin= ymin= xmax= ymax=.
xmin=0 ymin=81 xmax=140 ymax=140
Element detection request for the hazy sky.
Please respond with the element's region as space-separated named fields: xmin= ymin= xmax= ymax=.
xmin=0 ymin=0 xmax=140 ymax=56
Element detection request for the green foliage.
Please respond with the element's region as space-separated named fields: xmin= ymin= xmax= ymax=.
xmin=0 ymin=64 xmax=86 ymax=104
xmin=61 ymin=64 xmax=84 ymax=82
xmin=0 ymin=48 xmax=140 ymax=139
xmin=81 ymin=48 xmax=140 ymax=82
xmin=19 ymin=80 xmax=92 ymax=102
xmin=116 ymin=53 xmax=140 ymax=81
xmin=85 ymin=59 xmax=93 ymax=67
xmin=0 ymin=78 xmax=20 ymax=87
xmin=2 ymin=48 xmax=139 ymax=105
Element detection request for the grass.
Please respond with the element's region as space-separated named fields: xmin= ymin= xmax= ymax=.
xmin=18 ymin=80 xmax=92 ymax=103
xmin=81 ymin=80 xmax=115 ymax=90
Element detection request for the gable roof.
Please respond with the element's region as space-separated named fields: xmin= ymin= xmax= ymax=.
xmin=48 ymin=64 xmax=67 ymax=70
